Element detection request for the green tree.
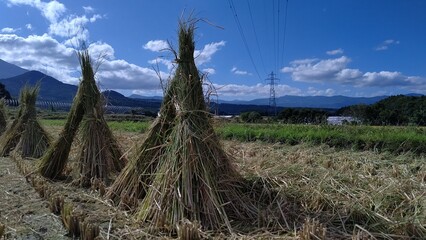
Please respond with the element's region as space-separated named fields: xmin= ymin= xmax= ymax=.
xmin=240 ymin=111 xmax=262 ymax=123
xmin=0 ymin=83 xmax=11 ymax=99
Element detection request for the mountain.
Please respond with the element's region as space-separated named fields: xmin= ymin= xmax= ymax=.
xmin=103 ymin=90 xmax=137 ymax=106
xmin=220 ymin=95 xmax=389 ymax=109
xmin=0 ymin=70 xmax=77 ymax=101
xmin=0 ymin=59 xmax=29 ymax=79
xmin=103 ymin=90 xmax=162 ymax=110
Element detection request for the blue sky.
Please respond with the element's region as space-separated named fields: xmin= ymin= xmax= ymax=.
xmin=0 ymin=0 xmax=425 ymax=100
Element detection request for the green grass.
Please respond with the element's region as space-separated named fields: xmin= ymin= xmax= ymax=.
xmin=216 ymin=123 xmax=426 ymax=154
xmin=107 ymin=120 xmax=150 ymax=132
xmin=40 ymin=119 xmax=66 ymax=127
xmin=41 ymin=119 xmax=426 ymax=154
xmin=41 ymin=119 xmax=150 ymax=133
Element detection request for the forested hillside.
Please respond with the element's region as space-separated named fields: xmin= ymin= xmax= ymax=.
xmin=338 ymin=95 xmax=425 ymax=126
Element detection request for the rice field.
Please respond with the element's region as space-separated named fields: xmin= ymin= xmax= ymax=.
xmin=1 ymin=119 xmax=423 ymax=239
xmin=217 ymin=123 xmax=426 ymax=154
xmin=42 ymin=119 xmax=426 ymax=154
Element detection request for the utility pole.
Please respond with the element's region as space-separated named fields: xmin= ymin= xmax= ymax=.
xmin=266 ymin=71 xmax=279 ymax=116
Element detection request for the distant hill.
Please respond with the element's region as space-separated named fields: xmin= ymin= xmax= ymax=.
xmin=103 ymin=90 xmax=141 ymax=106
xmin=103 ymin=90 xmax=162 ymax=111
xmin=0 ymin=70 xmax=77 ymax=101
xmin=220 ymin=95 xmax=389 ymax=109
xmin=0 ymin=59 xmax=420 ymax=114
xmin=0 ymin=59 xmax=28 ymax=79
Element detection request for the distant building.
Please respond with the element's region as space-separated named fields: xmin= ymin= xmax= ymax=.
xmin=327 ymin=116 xmax=358 ymax=125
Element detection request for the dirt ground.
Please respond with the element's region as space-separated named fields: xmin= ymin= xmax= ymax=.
xmin=0 ymin=156 xmax=68 ymax=239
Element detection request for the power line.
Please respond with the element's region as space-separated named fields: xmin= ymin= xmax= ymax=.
xmin=228 ymin=0 xmax=262 ymax=81
xmin=272 ymin=0 xmax=277 ymax=73
xmin=277 ymin=0 xmax=281 ymax=74
xmin=280 ymin=0 xmax=290 ymax=77
xmin=247 ymin=0 xmax=266 ymax=74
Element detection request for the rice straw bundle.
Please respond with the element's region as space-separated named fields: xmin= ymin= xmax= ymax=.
xmin=106 ymin=87 xmax=176 ymax=208
xmin=38 ymin=79 xmax=86 ymax=179
xmin=121 ymin=19 xmax=258 ymax=231
xmin=39 ymin=49 xmax=125 ymax=185
xmin=0 ymin=88 xmax=26 ymax=156
xmin=76 ymin=50 xmax=125 ymax=186
xmin=0 ymin=85 xmax=50 ymax=157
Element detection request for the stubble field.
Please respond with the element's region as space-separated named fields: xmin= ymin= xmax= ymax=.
xmin=0 ymin=120 xmax=425 ymax=239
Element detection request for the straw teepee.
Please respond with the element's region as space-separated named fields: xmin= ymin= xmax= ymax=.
xmin=0 ymin=85 xmax=50 ymax=158
xmin=108 ymin=19 xmax=258 ymax=231
xmin=76 ymin=50 xmax=125 ymax=186
xmin=39 ymin=49 xmax=125 ymax=185
xmin=106 ymin=88 xmax=176 ymax=208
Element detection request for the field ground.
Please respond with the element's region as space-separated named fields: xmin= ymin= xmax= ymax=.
xmin=0 ymin=156 xmax=66 ymax=239
xmin=0 ymin=122 xmax=425 ymax=239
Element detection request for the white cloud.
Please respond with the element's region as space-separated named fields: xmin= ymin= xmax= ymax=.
xmin=0 ymin=33 xmax=166 ymax=91
xmin=7 ymin=0 xmax=66 ymax=23
xmin=1 ymin=27 xmax=19 ymax=33
xmin=361 ymin=71 xmax=422 ymax=87
xmin=89 ymin=14 xmax=102 ymax=22
xmin=96 ymin=59 xmax=162 ymax=90
xmin=25 ymin=23 xmax=32 ymax=30
xmin=231 ymin=66 xmax=252 ymax=76
xmin=202 ymin=68 xmax=216 ymax=75
xmin=88 ymin=41 xmax=115 ymax=60
xmin=143 ymin=40 xmax=169 ymax=52
xmin=2 ymin=1 xmax=166 ymax=94
xmin=7 ymin=0 xmax=100 ymax=45
xmin=282 ymin=56 xmax=357 ymax=83
xmin=326 ymin=48 xmax=343 ymax=55
xmin=375 ymin=39 xmax=400 ymax=51
xmin=0 ymin=33 xmax=77 ymax=83
xmin=48 ymin=14 xmax=100 ymax=39
xmin=214 ymin=83 xmax=302 ymax=100
xmin=282 ymin=55 xmax=426 ymax=92
xmin=307 ymin=87 xmax=335 ymax=96
xmin=148 ymin=58 xmax=174 ymax=71
xmin=335 ymin=68 xmax=363 ymax=83
xmin=83 ymin=6 xmax=94 ymax=13
xmin=145 ymin=40 xmax=225 ymax=71
xmin=194 ymin=41 xmax=225 ymax=65
xmin=131 ymin=89 xmax=164 ymax=97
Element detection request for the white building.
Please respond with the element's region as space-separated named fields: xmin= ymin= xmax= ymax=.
xmin=327 ymin=116 xmax=358 ymax=125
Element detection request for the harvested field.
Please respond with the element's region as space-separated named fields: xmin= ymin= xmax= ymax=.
xmin=0 ymin=124 xmax=425 ymax=239
xmin=0 ymin=156 xmax=66 ymax=239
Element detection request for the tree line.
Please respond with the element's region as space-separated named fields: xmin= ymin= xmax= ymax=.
xmin=337 ymin=95 xmax=425 ymax=126
xmin=240 ymin=108 xmax=328 ymax=124
xmin=0 ymin=83 xmax=11 ymax=99
xmin=240 ymin=95 xmax=425 ymax=126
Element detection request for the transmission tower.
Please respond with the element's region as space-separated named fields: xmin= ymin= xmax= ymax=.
xmin=266 ymin=71 xmax=279 ymax=116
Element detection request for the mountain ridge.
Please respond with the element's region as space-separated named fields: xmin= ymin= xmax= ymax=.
xmin=219 ymin=95 xmax=390 ymax=109
xmin=0 ymin=59 xmax=423 ymax=112
xmin=0 ymin=70 xmax=78 ymax=101
xmin=0 ymin=59 xmax=29 ymax=79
